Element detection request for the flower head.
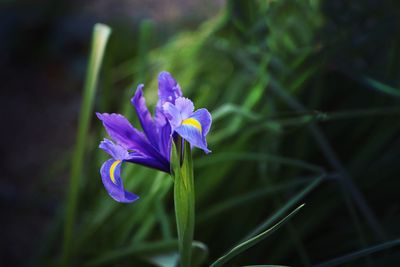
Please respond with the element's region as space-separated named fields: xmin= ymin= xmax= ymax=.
xmin=97 ymin=71 xmax=212 ymax=203
xmin=163 ymin=97 xmax=211 ymax=153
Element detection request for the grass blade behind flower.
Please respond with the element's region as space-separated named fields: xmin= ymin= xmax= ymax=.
xmin=210 ymin=204 xmax=305 ymax=267
xmin=243 ymin=175 xmax=323 ymax=240
xmin=62 ymin=23 xmax=111 ymax=265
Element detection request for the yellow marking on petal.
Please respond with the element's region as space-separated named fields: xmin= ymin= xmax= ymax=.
xmin=182 ymin=118 xmax=202 ymax=133
xmin=109 ymin=160 xmax=121 ymax=184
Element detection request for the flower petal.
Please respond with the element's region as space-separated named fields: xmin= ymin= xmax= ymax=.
xmin=190 ymin=108 xmax=212 ymax=136
xmin=157 ymin=119 xmax=172 ymax=161
xmin=175 ymin=118 xmax=211 ymax=154
xmin=125 ymin=152 xmax=170 ymax=173
xmin=175 ymin=97 xmax=194 ymax=120
xmin=162 ymin=102 xmax=183 ymax=131
xmin=96 ymin=112 xmax=147 ymax=150
xmin=96 ymin=113 xmax=167 ymax=165
xmin=131 ymin=84 xmax=159 ymax=148
xmin=99 ymin=138 xmax=130 ymax=160
xmin=158 ymin=71 xmax=182 ymax=105
xmin=100 ymin=159 xmax=139 ymax=203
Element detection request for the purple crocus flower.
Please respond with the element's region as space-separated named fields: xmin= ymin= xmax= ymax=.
xmin=97 ymin=71 xmax=212 ymax=203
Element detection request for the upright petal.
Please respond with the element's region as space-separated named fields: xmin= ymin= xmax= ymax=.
xmin=174 ymin=97 xmax=194 ymax=120
xmin=158 ymin=71 xmax=182 ymax=105
xmin=100 ymin=159 xmax=139 ymax=203
xmin=152 ymin=103 xmax=173 ymax=160
xmin=131 ymin=84 xmax=159 ymax=148
xmin=157 ymin=119 xmax=172 ymax=161
xmin=162 ymin=102 xmax=183 ymax=131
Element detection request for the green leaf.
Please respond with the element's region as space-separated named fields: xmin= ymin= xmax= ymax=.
xmin=364 ymin=77 xmax=400 ymax=97
xmin=172 ymin=141 xmax=196 ymax=267
xmin=210 ymin=204 xmax=305 ymax=267
xmin=243 ymin=175 xmax=322 ymax=240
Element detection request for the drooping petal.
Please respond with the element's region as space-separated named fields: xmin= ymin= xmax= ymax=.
xmin=131 ymin=84 xmax=159 ymax=148
xmin=176 ymin=108 xmax=212 ymax=153
xmin=189 ymin=108 xmax=212 ymax=136
xmin=99 ymin=138 xmax=130 ymax=160
xmin=158 ymin=71 xmax=182 ymax=105
xmin=100 ymin=159 xmax=139 ymax=203
xmin=174 ymin=97 xmax=194 ymax=120
xmin=175 ymin=123 xmax=210 ymax=153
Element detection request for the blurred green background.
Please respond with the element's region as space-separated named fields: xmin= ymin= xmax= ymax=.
xmin=2 ymin=0 xmax=400 ymax=266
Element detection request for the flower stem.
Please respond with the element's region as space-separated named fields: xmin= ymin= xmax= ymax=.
xmin=171 ymin=140 xmax=195 ymax=267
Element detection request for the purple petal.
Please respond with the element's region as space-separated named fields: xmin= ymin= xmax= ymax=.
xmin=96 ymin=112 xmax=147 ymax=151
xmin=175 ymin=120 xmax=211 ymax=153
xmin=190 ymin=108 xmax=212 ymax=136
xmin=100 ymin=159 xmax=140 ymax=203
xmin=125 ymin=152 xmax=170 ymax=173
xmin=154 ymin=104 xmax=172 ymax=160
xmin=162 ymin=102 xmax=182 ymax=131
xmin=96 ymin=112 xmax=167 ymax=164
xmin=174 ymin=97 xmax=194 ymax=120
xmin=131 ymin=84 xmax=159 ymax=149
xmin=99 ymin=138 xmax=130 ymax=160
xmin=158 ymin=121 xmax=172 ymax=161
xmin=158 ymin=71 xmax=182 ymax=105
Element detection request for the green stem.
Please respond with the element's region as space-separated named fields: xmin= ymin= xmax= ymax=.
xmin=172 ymin=140 xmax=195 ymax=267
xmin=62 ymin=23 xmax=111 ymax=266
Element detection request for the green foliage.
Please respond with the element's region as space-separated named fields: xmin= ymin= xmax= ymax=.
xmin=210 ymin=205 xmax=305 ymax=267
xmin=35 ymin=0 xmax=400 ymax=266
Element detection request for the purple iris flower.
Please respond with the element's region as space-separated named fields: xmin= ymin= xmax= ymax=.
xmin=97 ymin=71 xmax=212 ymax=203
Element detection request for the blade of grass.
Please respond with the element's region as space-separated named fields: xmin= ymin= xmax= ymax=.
xmin=314 ymin=239 xmax=400 ymax=267
xmin=62 ymin=23 xmax=111 ymax=265
xmin=210 ymin=204 xmax=305 ymax=267
xmin=243 ymin=175 xmax=323 ymax=240
xmin=364 ymin=77 xmax=400 ymax=97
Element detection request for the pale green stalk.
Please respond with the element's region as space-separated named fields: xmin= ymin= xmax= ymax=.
xmin=62 ymin=23 xmax=111 ymax=266
xmin=171 ymin=140 xmax=196 ymax=267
